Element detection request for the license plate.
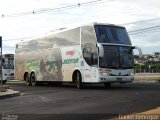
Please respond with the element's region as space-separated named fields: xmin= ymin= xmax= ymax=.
xmin=117 ymin=78 xmax=122 ymax=81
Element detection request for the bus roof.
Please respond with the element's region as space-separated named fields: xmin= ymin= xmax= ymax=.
xmin=17 ymin=22 xmax=125 ymax=44
xmin=82 ymin=22 xmax=125 ymax=28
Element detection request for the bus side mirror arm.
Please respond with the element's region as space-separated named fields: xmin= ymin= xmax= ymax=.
xmin=133 ymin=46 xmax=142 ymax=59
xmin=97 ymin=43 xmax=104 ymax=58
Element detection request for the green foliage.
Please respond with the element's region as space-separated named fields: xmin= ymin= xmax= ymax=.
xmin=152 ymin=63 xmax=160 ymax=69
xmin=134 ymin=64 xmax=145 ymax=69
xmin=134 ymin=63 xmax=160 ymax=73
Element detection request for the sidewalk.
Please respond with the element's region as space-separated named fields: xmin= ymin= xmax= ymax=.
xmin=0 ymin=85 xmax=20 ymax=99
xmin=140 ymin=107 xmax=160 ymax=114
xmin=109 ymin=108 xmax=160 ymax=120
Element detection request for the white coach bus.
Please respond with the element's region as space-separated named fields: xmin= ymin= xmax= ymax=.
xmin=0 ymin=54 xmax=14 ymax=84
xmin=15 ymin=22 xmax=142 ymax=88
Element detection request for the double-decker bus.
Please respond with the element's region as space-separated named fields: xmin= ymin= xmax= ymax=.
xmin=15 ymin=22 xmax=142 ymax=88
xmin=0 ymin=54 xmax=14 ymax=84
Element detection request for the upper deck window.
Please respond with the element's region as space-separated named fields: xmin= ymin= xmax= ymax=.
xmin=94 ymin=25 xmax=131 ymax=45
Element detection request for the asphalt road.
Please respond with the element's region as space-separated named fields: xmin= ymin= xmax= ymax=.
xmin=0 ymin=81 xmax=160 ymax=120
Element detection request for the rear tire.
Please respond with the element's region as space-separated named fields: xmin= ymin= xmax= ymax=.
xmin=75 ymin=72 xmax=83 ymax=89
xmin=25 ymin=74 xmax=31 ymax=86
xmin=30 ymin=73 xmax=37 ymax=86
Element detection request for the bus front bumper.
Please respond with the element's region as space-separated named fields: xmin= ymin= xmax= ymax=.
xmin=99 ymin=76 xmax=134 ymax=83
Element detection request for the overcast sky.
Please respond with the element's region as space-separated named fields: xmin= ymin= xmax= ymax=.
xmin=0 ymin=0 xmax=160 ymax=54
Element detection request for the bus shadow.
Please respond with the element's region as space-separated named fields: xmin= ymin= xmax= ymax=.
xmin=39 ymin=82 xmax=134 ymax=90
xmin=8 ymin=81 xmax=160 ymax=91
xmin=40 ymin=82 xmax=160 ymax=91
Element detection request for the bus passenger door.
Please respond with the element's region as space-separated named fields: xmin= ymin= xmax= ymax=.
xmin=91 ymin=67 xmax=99 ymax=82
xmin=83 ymin=67 xmax=98 ymax=83
xmin=82 ymin=46 xmax=98 ymax=83
xmin=83 ymin=67 xmax=92 ymax=82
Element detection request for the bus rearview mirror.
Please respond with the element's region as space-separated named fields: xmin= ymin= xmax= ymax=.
xmin=133 ymin=46 xmax=142 ymax=59
xmin=97 ymin=43 xmax=104 ymax=58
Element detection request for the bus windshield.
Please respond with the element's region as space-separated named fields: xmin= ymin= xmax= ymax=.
xmin=94 ymin=25 xmax=131 ymax=45
xmin=3 ymin=57 xmax=14 ymax=69
xmin=99 ymin=45 xmax=134 ymax=69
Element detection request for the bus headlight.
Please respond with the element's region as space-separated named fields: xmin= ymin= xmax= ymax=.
xmin=100 ymin=72 xmax=108 ymax=76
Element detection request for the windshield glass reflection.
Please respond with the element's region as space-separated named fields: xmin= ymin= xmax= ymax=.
xmin=95 ymin=25 xmax=131 ymax=45
xmin=99 ymin=45 xmax=133 ymax=69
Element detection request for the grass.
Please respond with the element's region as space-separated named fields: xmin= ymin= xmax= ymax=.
xmin=134 ymin=75 xmax=160 ymax=81
xmin=7 ymin=80 xmax=25 ymax=83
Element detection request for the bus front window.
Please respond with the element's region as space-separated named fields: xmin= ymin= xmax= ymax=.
xmin=119 ymin=46 xmax=133 ymax=68
xmin=99 ymin=46 xmax=119 ymax=68
xmin=94 ymin=25 xmax=131 ymax=45
xmin=3 ymin=58 xmax=14 ymax=69
xmin=99 ymin=46 xmax=133 ymax=69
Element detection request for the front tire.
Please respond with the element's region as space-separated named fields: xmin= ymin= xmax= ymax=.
xmin=75 ymin=72 xmax=83 ymax=89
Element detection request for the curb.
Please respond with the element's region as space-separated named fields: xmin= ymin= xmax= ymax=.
xmin=0 ymin=89 xmax=21 ymax=99
xmin=7 ymin=80 xmax=25 ymax=84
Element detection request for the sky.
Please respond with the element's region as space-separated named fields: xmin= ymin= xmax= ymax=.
xmin=0 ymin=0 xmax=160 ymax=54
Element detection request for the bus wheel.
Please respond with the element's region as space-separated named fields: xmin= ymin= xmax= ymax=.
xmin=30 ymin=73 xmax=36 ymax=86
xmin=25 ymin=74 xmax=31 ymax=86
xmin=75 ymin=72 xmax=83 ymax=89
xmin=104 ymin=83 xmax=111 ymax=87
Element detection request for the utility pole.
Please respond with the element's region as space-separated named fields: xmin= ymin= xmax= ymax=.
xmin=0 ymin=36 xmax=2 ymax=85
xmin=0 ymin=36 xmax=5 ymax=92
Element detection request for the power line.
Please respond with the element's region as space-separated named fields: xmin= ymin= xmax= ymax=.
xmin=1 ymin=0 xmax=113 ymax=18
xmin=122 ymin=17 xmax=160 ymax=26
xmin=36 ymin=0 xmax=113 ymax=14
xmin=129 ymin=25 xmax=160 ymax=32
xmin=129 ymin=27 xmax=160 ymax=35
xmin=128 ymin=25 xmax=160 ymax=34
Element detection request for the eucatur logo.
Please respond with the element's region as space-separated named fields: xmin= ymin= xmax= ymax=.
xmin=66 ymin=50 xmax=75 ymax=57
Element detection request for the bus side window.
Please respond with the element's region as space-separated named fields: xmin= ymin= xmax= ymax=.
xmin=83 ymin=43 xmax=98 ymax=67
xmin=83 ymin=47 xmax=92 ymax=66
